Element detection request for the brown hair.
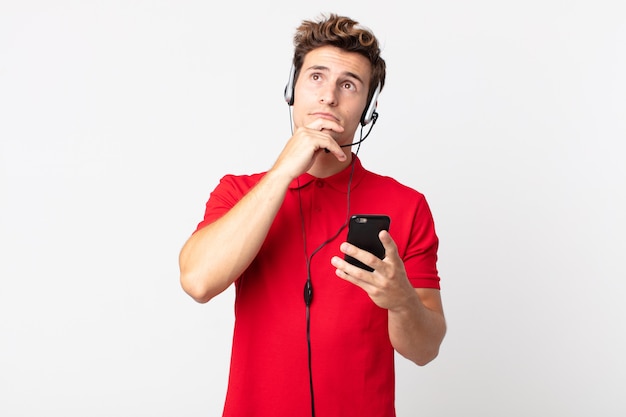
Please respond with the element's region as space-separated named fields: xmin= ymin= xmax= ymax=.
xmin=292 ymin=13 xmax=386 ymax=102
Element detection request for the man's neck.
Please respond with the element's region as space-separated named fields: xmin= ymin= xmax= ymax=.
xmin=307 ymin=150 xmax=353 ymax=178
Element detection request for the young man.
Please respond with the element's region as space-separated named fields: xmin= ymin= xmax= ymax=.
xmin=179 ymin=13 xmax=446 ymax=417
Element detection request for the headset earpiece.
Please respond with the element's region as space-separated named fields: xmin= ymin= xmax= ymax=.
xmin=284 ymin=65 xmax=296 ymax=105
xmin=361 ymin=83 xmax=381 ymax=126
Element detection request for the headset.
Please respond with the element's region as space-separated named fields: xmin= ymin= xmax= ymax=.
xmin=284 ymin=65 xmax=381 ymax=126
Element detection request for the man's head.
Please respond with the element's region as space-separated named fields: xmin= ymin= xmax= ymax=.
xmin=287 ymin=13 xmax=386 ymax=113
xmin=285 ymin=14 xmax=387 ymax=146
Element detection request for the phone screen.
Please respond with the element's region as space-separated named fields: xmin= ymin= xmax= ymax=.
xmin=344 ymin=215 xmax=391 ymax=272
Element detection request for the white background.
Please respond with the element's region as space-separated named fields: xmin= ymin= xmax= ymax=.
xmin=1 ymin=1 xmax=625 ymax=416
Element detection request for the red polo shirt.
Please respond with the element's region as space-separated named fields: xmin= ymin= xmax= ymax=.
xmin=196 ymin=156 xmax=440 ymax=417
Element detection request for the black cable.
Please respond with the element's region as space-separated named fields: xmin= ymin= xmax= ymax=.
xmin=339 ymin=112 xmax=378 ymax=148
xmin=296 ymin=130 xmax=364 ymax=417
xmin=289 ymin=103 xmax=369 ymax=416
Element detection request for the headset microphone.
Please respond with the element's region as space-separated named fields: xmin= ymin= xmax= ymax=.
xmin=339 ymin=111 xmax=378 ymax=148
xmin=323 ymin=111 xmax=377 ymax=153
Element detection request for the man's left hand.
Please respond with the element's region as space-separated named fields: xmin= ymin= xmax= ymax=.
xmin=331 ymin=230 xmax=416 ymax=311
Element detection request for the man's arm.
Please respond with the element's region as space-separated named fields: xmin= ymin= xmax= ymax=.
xmin=387 ymin=287 xmax=446 ymax=365
xmin=179 ymin=121 xmax=347 ymax=303
xmin=179 ymin=169 xmax=292 ymax=303
xmin=331 ymin=230 xmax=446 ymax=365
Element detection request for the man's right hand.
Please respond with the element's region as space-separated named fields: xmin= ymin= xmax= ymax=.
xmin=271 ymin=119 xmax=347 ymax=180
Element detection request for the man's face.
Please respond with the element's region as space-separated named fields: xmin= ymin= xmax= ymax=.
xmin=292 ymin=45 xmax=372 ymax=146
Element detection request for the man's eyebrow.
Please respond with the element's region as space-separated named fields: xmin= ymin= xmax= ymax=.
xmin=305 ymin=65 xmax=366 ymax=86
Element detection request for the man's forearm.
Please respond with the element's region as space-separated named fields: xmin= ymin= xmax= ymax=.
xmin=388 ymin=289 xmax=446 ymax=366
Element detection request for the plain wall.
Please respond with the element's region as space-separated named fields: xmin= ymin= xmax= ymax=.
xmin=1 ymin=1 xmax=625 ymax=415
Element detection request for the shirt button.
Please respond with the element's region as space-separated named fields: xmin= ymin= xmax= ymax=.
xmin=316 ymin=179 xmax=324 ymax=188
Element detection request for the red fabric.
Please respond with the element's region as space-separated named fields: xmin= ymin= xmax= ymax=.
xmin=195 ymin=156 xmax=440 ymax=417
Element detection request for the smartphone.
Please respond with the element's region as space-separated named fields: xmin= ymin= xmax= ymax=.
xmin=344 ymin=214 xmax=391 ymax=272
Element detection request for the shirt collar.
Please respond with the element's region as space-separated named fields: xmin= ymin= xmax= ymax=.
xmin=288 ymin=154 xmax=366 ymax=193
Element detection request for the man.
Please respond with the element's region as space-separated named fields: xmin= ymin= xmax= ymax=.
xmin=179 ymin=13 xmax=446 ymax=417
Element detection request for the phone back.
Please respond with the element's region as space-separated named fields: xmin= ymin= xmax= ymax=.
xmin=344 ymin=215 xmax=390 ymax=271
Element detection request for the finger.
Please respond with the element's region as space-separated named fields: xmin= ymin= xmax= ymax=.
xmin=322 ymin=141 xmax=347 ymax=161
xmin=378 ymin=230 xmax=399 ymax=259
xmin=290 ymin=126 xmax=344 ymax=160
xmin=306 ymin=129 xmax=346 ymax=161
xmin=307 ymin=119 xmax=345 ymax=134
xmin=339 ymin=241 xmax=381 ymax=272
xmin=331 ymin=256 xmax=373 ymax=286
